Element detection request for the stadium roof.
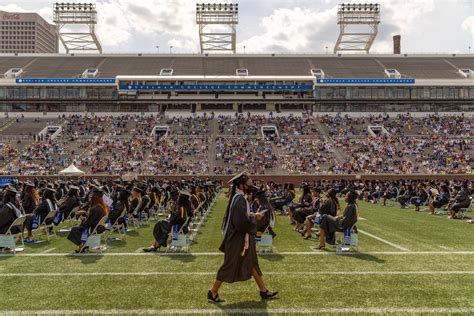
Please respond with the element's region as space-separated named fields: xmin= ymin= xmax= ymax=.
xmin=1 ymin=54 xmax=473 ymax=79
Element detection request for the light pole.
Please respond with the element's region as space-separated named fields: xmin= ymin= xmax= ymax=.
xmin=469 ymin=46 xmax=472 ymax=54
xmin=243 ymin=45 xmax=246 ymax=54
xmin=170 ymin=46 xmax=173 ymax=54
xmin=156 ymin=46 xmax=159 ymax=54
xmin=325 ymin=46 xmax=328 ymax=54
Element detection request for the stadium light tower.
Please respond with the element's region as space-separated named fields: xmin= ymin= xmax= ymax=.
xmin=334 ymin=3 xmax=380 ymax=54
xmin=196 ymin=3 xmax=239 ymax=54
xmin=53 ymin=2 xmax=102 ymax=54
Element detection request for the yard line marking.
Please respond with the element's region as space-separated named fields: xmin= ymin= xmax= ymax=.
xmin=439 ymin=246 xmax=453 ymax=251
xmin=0 ymin=271 xmax=473 ymax=277
xmin=358 ymin=229 xmax=410 ymax=252
xmin=2 ymin=307 xmax=474 ymax=315
xmin=1 ymin=251 xmax=474 ymax=257
xmin=39 ymin=248 xmax=56 ymax=254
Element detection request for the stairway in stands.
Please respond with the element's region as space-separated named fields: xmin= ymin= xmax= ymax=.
xmin=314 ymin=118 xmax=348 ymax=164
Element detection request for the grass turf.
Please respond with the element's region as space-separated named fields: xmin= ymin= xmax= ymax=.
xmin=0 ymin=192 xmax=473 ymax=315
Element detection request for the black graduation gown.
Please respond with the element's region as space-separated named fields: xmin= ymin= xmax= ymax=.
xmin=108 ymin=200 xmax=125 ymax=224
xmin=0 ymin=204 xmax=21 ymax=234
xmin=67 ymin=205 xmax=105 ymax=246
xmin=152 ymin=205 xmax=187 ymax=247
xmin=21 ymin=196 xmax=36 ymax=214
xmin=217 ymin=193 xmax=262 ymax=283
xmin=319 ymin=203 xmax=358 ymax=245
xmin=58 ymin=196 xmax=79 ymax=219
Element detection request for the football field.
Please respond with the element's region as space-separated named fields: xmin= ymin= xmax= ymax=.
xmin=0 ymin=192 xmax=473 ymax=315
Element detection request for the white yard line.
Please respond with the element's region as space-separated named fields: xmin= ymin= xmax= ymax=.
xmin=358 ymin=229 xmax=410 ymax=252
xmin=39 ymin=248 xmax=56 ymax=254
xmin=2 ymin=307 xmax=474 ymax=315
xmin=0 ymin=271 xmax=473 ymax=277
xmin=1 ymin=250 xmax=474 ymax=257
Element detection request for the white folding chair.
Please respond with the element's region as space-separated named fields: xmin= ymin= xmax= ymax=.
xmin=0 ymin=216 xmax=26 ymax=254
xmin=59 ymin=206 xmax=81 ymax=233
xmin=34 ymin=211 xmax=58 ymax=242
xmin=335 ymin=226 xmax=359 ymax=253
xmin=256 ymin=229 xmax=273 ymax=253
xmin=107 ymin=209 xmax=127 ymax=241
xmin=167 ymin=220 xmax=190 ymax=253
xmin=85 ymin=215 xmax=109 ymax=253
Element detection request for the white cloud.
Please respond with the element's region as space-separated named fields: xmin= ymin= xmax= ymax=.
xmin=462 ymin=15 xmax=474 ymax=35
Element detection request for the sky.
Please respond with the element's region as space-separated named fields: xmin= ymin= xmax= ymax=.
xmin=0 ymin=0 xmax=473 ymax=54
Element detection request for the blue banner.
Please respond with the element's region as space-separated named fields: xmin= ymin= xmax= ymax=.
xmin=118 ymin=84 xmax=314 ymax=91
xmin=16 ymin=78 xmax=116 ymax=84
xmin=0 ymin=177 xmax=13 ymax=188
xmin=316 ymin=78 xmax=415 ymax=84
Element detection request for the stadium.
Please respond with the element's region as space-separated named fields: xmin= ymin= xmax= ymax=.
xmin=0 ymin=1 xmax=473 ymax=315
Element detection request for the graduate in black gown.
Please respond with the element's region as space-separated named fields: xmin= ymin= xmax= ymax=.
xmin=53 ymin=186 xmax=81 ymax=225
xmin=108 ymin=187 xmax=130 ymax=226
xmin=21 ymin=182 xmax=39 ymax=215
xmin=0 ymin=187 xmax=23 ymax=235
xmin=142 ymin=190 xmax=190 ymax=252
xmin=314 ymin=190 xmax=358 ymax=249
xmin=208 ymin=172 xmax=278 ymax=303
xmin=24 ymin=187 xmax=57 ymax=242
xmin=253 ymin=190 xmax=276 ymax=238
xmin=67 ymin=187 xmax=108 ymax=253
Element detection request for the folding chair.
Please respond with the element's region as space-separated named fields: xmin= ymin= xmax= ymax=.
xmin=59 ymin=206 xmax=81 ymax=233
xmin=167 ymin=220 xmax=190 ymax=253
xmin=335 ymin=226 xmax=359 ymax=253
xmin=107 ymin=209 xmax=127 ymax=241
xmin=457 ymin=197 xmax=472 ymax=219
xmin=256 ymin=229 xmax=273 ymax=253
xmin=34 ymin=210 xmax=58 ymax=242
xmin=0 ymin=216 xmax=26 ymax=254
xmin=85 ymin=215 xmax=109 ymax=253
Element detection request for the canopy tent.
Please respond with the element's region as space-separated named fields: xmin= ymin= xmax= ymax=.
xmin=58 ymin=164 xmax=85 ymax=176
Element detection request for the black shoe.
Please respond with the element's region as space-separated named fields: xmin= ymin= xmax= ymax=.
xmin=207 ymin=290 xmax=224 ymax=303
xmin=78 ymin=246 xmax=89 ymax=254
xmin=260 ymin=290 xmax=279 ymax=300
xmin=143 ymin=246 xmax=159 ymax=253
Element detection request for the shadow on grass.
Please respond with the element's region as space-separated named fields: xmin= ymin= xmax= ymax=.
xmin=217 ymin=299 xmax=269 ymax=315
xmin=166 ymin=253 xmax=197 ymax=263
xmin=259 ymin=253 xmax=284 ymax=262
xmin=346 ymin=253 xmax=386 ymax=263
xmin=65 ymin=253 xmax=104 ymax=264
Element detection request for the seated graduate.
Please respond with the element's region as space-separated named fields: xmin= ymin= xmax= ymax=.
xmin=21 ymin=182 xmax=39 ymax=215
xmin=428 ymin=184 xmax=450 ymax=215
xmin=24 ymin=186 xmax=58 ymax=242
xmin=314 ymin=190 xmax=358 ymax=250
xmin=0 ymin=187 xmax=23 ymax=235
xmin=53 ymin=186 xmax=81 ymax=225
xmin=302 ymin=188 xmax=338 ymax=240
xmin=448 ymin=181 xmax=471 ymax=219
xmin=382 ymin=182 xmax=399 ymax=206
xmin=149 ymin=185 xmax=161 ymax=213
xmin=410 ymin=182 xmax=429 ymax=212
xmin=142 ymin=189 xmax=190 ymax=252
xmin=130 ymin=186 xmax=150 ymax=222
xmin=67 ymin=187 xmax=109 ymax=253
xmin=252 ymin=190 xmax=276 ymax=238
xmin=294 ymin=186 xmax=321 ymax=231
xmin=107 ymin=187 xmax=130 ymax=226
xmin=288 ymin=184 xmax=312 ymax=227
xmin=398 ymin=184 xmax=413 ymax=208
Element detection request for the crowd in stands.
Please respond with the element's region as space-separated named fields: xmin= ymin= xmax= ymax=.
xmin=0 ymin=112 xmax=472 ymax=175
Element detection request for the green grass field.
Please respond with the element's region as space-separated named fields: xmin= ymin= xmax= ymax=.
xmin=0 ymin=192 xmax=473 ymax=315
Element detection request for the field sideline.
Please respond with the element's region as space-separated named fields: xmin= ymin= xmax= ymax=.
xmin=0 ymin=192 xmax=473 ymax=315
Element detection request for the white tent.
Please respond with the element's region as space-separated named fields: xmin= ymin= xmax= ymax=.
xmin=59 ymin=164 xmax=85 ymax=176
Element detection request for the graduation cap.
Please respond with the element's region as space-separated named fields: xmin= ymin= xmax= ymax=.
xmin=228 ymin=171 xmax=248 ymax=184
xmin=179 ymin=190 xmax=192 ymax=198
xmin=247 ymin=185 xmax=259 ymax=194
xmin=255 ymin=190 xmax=267 ymax=198
xmin=4 ymin=186 xmax=18 ymax=195
xmin=132 ymin=186 xmax=145 ymax=194
xmin=24 ymin=181 xmax=36 ymax=188
xmin=68 ymin=185 xmax=80 ymax=191
xmin=43 ymin=186 xmax=56 ymax=193
xmin=91 ymin=186 xmax=105 ymax=197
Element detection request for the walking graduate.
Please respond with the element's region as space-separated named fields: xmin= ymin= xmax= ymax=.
xmin=208 ymin=172 xmax=278 ymax=303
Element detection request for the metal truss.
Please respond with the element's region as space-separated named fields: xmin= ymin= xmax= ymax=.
xmin=334 ymin=3 xmax=380 ymax=54
xmin=53 ymin=2 xmax=102 ymax=54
